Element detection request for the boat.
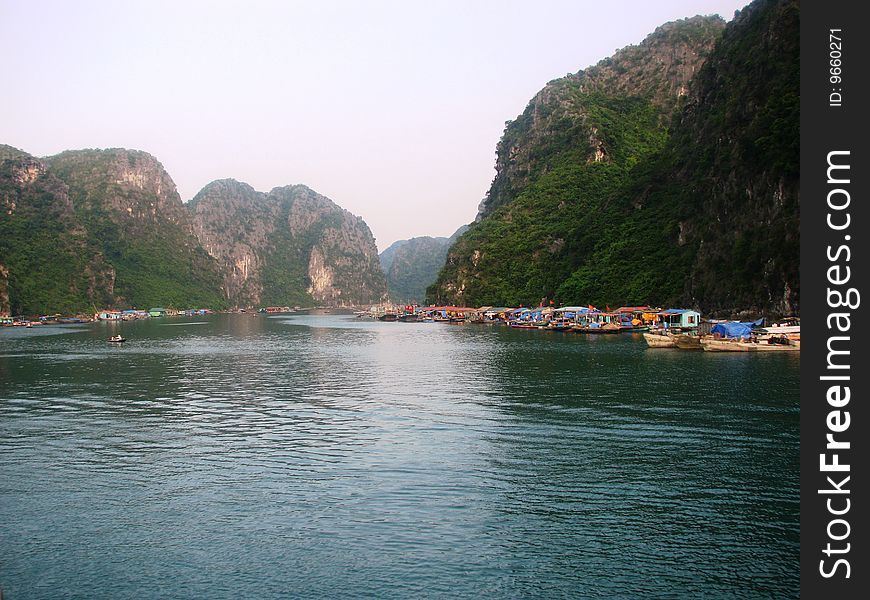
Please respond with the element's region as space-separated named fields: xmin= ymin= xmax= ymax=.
xmin=377 ymin=313 xmax=398 ymax=322
xmin=108 ymin=335 xmax=126 ymax=343
xmin=700 ymin=336 xmax=800 ymax=352
xmin=397 ymin=313 xmax=419 ymax=322
xmin=621 ymin=325 xmax=649 ymax=333
xmin=540 ymin=320 xmax=572 ymax=332
xmin=642 ymin=331 xmax=677 ymax=348
xmin=672 ymin=334 xmax=702 ymax=350
xmin=574 ymin=322 xmax=623 ymax=334
xmin=761 ymin=317 xmax=800 ymax=339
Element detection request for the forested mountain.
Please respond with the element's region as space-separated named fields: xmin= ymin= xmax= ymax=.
xmin=44 ymin=149 xmax=226 ymax=310
xmin=2 ymin=0 xmax=798 ymax=317
xmin=1 ymin=148 xmax=387 ymax=314
xmin=430 ymin=0 xmax=798 ymax=317
xmin=188 ymin=180 xmax=387 ymax=307
xmin=379 ymin=226 xmax=468 ymax=303
xmin=1 ymin=147 xmax=115 ymax=315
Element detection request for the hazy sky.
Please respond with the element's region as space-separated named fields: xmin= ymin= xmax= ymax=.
xmin=1 ymin=0 xmax=748 ymax=251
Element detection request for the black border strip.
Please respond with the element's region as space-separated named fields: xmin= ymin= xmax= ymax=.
xmin=800 ymin=1 xmax=868 ymax=596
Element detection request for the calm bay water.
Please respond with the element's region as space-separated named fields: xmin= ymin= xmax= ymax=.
xmin=0 ymin=313 xmax=799 ymax=598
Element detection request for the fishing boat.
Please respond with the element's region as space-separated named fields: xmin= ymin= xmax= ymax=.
xmin=642 ymin=331 xmax=676 ymax=348
xmin=700 ymin=336 xmax=799 ymax=352
xmin=540 ymin=320 xmax=572 ymax=332
xmin=761 ymin=317 xmax=800 ymax=339
xmin=621 ymin=325 xmax=649 ymax=333
xmin=672 ymin=334 xmax=702 ymax=350
xmin=108 ymin=334 xmax=126 ymax=343
xmin=377 ymin=312 xmax=398 ymax=322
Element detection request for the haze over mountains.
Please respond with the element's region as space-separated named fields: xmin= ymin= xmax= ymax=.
xmin=378 ymin=226 xmax=468 ymax=304
xmin=1 ymin=0 xmax=797 ymax=317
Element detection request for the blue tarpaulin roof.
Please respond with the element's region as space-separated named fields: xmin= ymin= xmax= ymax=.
xmin=711 ymin=322 xmax=754 ymax=339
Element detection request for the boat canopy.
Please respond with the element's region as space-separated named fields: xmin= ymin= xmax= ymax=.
xmin=711 ymin=322 xmax=754 ymax=339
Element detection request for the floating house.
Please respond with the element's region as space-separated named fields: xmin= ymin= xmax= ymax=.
xmin=656 ymin=308 xmax=701 ymax=330
xmin=148 ymin=307 xmax=168 ymax=318
xmin=95 ymin=310 xmax=122 ymax=321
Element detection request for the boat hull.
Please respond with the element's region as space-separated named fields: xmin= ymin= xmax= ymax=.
xmin=642 ymin=332 xmax=676 ymax=348
xmin=700 ymin=338 xmax=800 ymax=352
xmin=672 ymin=334 xmax=702 ymax=350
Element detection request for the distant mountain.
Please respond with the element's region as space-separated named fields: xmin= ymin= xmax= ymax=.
xmin=1 ymin=146 xmax=388 ymax=314
xmin=380 ymin=226 xmax=467 ymax=303
xmin=188 ymin=180 xmax=387 ymax=307
xmin=431 ymin=0 xmax=798 ymax=317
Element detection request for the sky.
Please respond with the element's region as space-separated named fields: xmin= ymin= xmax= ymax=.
xmin=1 ymin=0 xmax=749 ymax=252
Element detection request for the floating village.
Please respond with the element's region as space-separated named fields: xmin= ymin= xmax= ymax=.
xmin=0 ymin=303 xmax=799 ymax=353
xmin=354 ymin=304 xmax=800 ymax=352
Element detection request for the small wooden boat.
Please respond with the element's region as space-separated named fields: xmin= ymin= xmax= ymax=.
xmin=108 ymin=335 xmax=126 ymax=343
xmin=642 ymin=332 xmax=676 ymax=348
xmin=700 ymin=336 xmax=800 ymax=352
xmin=672 ymin=334 xmax=702 ymax=350
xmin=576 ymin=323 xmax=623 ymax=334
xmin=541 ymin=322 xmax=572 ymax=332
xmin=377 ymin=313 xmax=398 ymax=322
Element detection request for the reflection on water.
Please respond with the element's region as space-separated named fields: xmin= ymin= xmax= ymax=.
xmin=0 ymin=314 xmax=799 ymax=598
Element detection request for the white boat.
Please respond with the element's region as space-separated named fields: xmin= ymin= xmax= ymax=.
xmin=700 ymin=337 xmax=799 ymax=352
xmin=761 ymin=318 xmax=800 ymax=338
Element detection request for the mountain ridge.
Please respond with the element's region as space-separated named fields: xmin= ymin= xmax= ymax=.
xmin=430 ymin=0 xmax=798 ymax=317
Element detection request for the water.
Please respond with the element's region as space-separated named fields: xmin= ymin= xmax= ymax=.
xmin=0 ymin=313 xmax=799 ymax=598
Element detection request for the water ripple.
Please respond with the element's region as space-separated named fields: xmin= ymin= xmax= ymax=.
xmin=0 ymin=313 xmax=799 ymax=598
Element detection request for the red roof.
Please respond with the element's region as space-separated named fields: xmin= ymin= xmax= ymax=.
xmin=615 ymin=306 xmax=652 ymax=313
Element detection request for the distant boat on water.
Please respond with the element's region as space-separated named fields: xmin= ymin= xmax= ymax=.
xmin=108 ymin=335 xmax=126 ymax=343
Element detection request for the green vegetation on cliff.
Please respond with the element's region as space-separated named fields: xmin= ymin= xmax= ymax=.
xmin=1 ymin=151 xmax=115 ymax=315
xmin=430 ymin=0 xmax=798 ymax=316
xmin=380 ymin=226 xmax=467 ymax=303
xmin=46 ymin=150 xmax=227 ymax=310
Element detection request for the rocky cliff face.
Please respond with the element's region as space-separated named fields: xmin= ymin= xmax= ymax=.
xmin=433 ymin=15 xmax=726 ymax=307
xmin=432 ymin=0 xmax=798 ymax=317
xmin=44 ymin=149 xmax=226 ymax=309
xmin=188 ymin=181 xmax=387 ymax=307
xmin=0 ymin=147 xmax=115 ymax=315
xmin=672 ymin=0 xmax=799 ymax=314
xmin=478 ymin=15 xmax=725 ymax=219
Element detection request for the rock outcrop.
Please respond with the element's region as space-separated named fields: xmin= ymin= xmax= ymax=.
xmin=44 ymin=149 xmax=226 ymax=309
xmin=432 ymin=0 xmax=799 ymax=317
xmin=0 ymin=147 xmax=116 ymax=315
xmin=188 ymin=180 xmax=387 ymax=307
